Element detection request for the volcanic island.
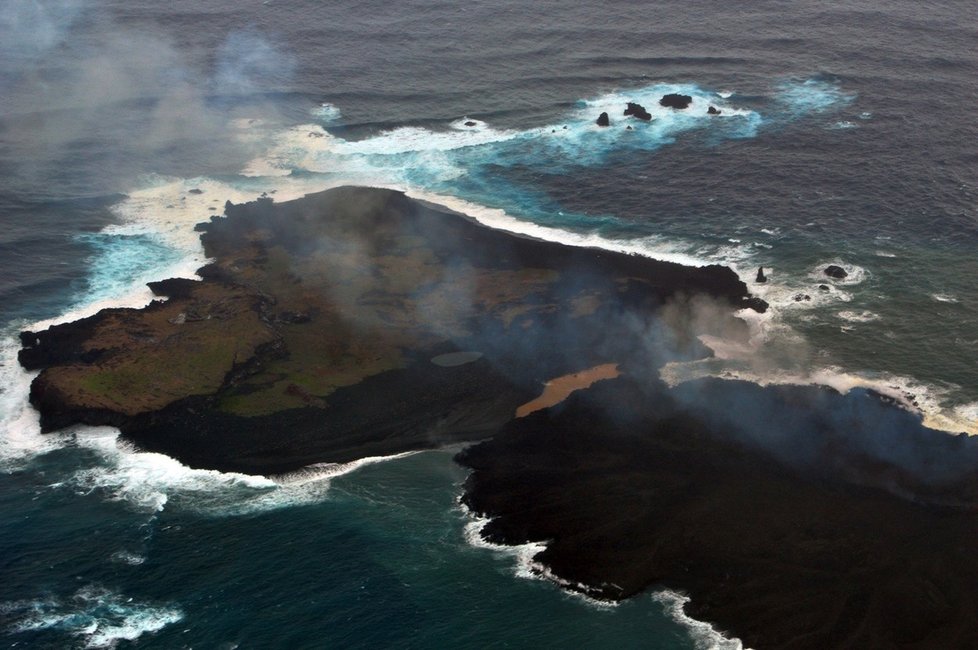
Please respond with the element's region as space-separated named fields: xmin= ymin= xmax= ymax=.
xmin=20 ymin=186 xmax=978 ymax=648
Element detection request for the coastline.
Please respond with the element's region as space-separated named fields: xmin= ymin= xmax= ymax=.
xmin=16 ymin=185 xmax=978 ymax=647
xmin=19 ymin=186 xmax=762 ymax=474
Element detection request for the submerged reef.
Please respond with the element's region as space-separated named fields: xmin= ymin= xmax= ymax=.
xmin=21 ymin=186 xmax=978 ymax=648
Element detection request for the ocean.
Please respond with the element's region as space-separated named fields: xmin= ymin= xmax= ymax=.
xmin=1 ymin=0 xmax=976 ymax=647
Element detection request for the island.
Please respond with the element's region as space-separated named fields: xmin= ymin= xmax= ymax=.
xmin=19 ymin=186 xmax=978 ymax=648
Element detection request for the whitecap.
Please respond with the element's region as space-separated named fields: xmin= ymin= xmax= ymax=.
xmin=836 ymin=310 xmax=881 ymax=323
xmin=4 ymin=586 xmax=182 ymax=648
xmin=776 ymin=78 xmax=855 ymax=116
xmin=931 ymin=293 xmax=959 ymax=303
xmin=110 ymin=550 xmax=146 ymax=566
xmin=874 ymin=250 xmax=896 ymax=258
xmin=310 ymin=102 xmax=341 ymax=123
xmin=828 ymin=120 xmax=857 ymax=130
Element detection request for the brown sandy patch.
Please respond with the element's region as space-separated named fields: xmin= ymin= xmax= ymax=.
xmin=516 ymin=363 xmax=620 ymax=418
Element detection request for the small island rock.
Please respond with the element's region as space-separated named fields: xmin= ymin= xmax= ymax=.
xmin=624 ymin=102 xmax=652 ymax=121
xmin=824 ymin=265 xmax=848 ymax=279
xmin=660 ymin=93 xmax=693 ymax=109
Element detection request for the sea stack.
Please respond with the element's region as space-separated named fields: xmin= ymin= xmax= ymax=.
xmin=596 ymin=112 xmax=610 ymax=127
xmin=756 ymin=267 xmax=767 ymax=283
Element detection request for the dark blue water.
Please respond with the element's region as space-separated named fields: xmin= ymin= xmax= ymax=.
xmin=2 ymin=1 xmax=976 ymax=646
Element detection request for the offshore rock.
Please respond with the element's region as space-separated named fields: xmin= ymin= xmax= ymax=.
xmin=825 ymin=264 xmax=849 ymax=279
xmin=623 ymin=102 xmax=652 ymax=121
xmin=660 ymin=93 xmax=693 ymax=109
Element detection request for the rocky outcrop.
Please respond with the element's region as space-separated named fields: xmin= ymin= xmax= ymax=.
xmin=596 ymin=112 xmax=610 ymax=127
xmin=623 ymin=102 xmax=652 ymax=121
xmin=825 ymin=264 xmax=848 ymax=279
xmin=660 ymin=93 xmax=693 ymax=109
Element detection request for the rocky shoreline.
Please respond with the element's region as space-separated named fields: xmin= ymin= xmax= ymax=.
xmin=20 ymin=186 xmax=978 ymax=648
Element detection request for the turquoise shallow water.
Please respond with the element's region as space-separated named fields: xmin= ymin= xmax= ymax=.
xmin=1 ymin=0 xmax=976 ymax=646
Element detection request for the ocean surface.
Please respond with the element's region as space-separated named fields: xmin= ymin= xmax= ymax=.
xmin=1 ymin=1 xmax=976 ymax=647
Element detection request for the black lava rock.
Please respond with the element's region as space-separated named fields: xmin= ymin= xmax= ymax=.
xmin=660 ymin=93 xmax=693 ymax=109
xmin=624 ymin=102 xmax=652 ymax=121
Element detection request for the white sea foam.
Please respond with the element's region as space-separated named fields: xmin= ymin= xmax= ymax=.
xmin=48 ymin=424 xmax=424 ymax=516
xmin=311 ymin=101 xmax=341 ymax=123
xmin=407 ymin=189 xmax=713 ymax=268
xmin=836 ymin=310 xmax=881 ymax=323
xmin=776 ymin=79 xmax=855 ymax=115
xmin=110 ymin=550 xmax=146 ymax=566
xmin=0 ymin=336 xmax=70 ymax=469
xmin=3 ymin=585 xmax=182 ymax=648
xmin=931 ymin=293 xmax=959 ymax=303
xmin=458 ymin=501 xmax=619 ymax=608
xmin=62 ymin=427 xmax=277 ymax=513
xmin=652 ymin=591 xmax=749 ymax=650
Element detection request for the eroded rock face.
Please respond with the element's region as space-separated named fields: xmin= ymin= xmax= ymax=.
xmin=22 ymin=186 xmax=763 ymax=474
